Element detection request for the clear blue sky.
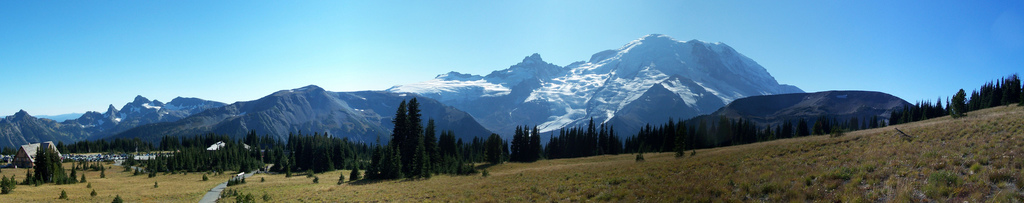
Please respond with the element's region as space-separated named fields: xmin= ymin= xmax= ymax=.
xmin=2 ymin=1 xmax=1022 ymax=116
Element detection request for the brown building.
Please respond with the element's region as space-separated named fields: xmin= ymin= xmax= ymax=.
xmin=13 ymin=141 xmax=61 ymax=168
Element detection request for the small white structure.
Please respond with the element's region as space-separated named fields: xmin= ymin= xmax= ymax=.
xmin=206 ymin=141 xmax=227 ymax=151
xmin=206 ymin=141 xmax=251 ymax=151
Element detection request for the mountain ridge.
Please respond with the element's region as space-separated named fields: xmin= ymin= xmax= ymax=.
xmin=389 ymin=34 xmax=802 ymax=137
xmin=109 ymin=85 xmax=493 ymax=144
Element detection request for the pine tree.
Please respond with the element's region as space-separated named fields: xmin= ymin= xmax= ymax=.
xmin=424 ymin=119 xmax=440 ymax=173
xmin=530 ymin=126 xmax=542 ymax=161
xmin=91 ymin=189 xmax=97 ymax=197
xmin=112 ymin=194 xmax=123 ymax=203
xmin=412 ymin=135 xmax=428 ymax=178
xmin=674 ymin=123 xmax=687 ymax=157
xmin=485 ymin=134 xmax=504 ymax=165
xmin=349 ymin=167 xmax=361 ymax=182
xmin=952 ymin=89 xmax=968 ymax=118
xmin=60 ymin=189 xmax=68 ymax=199
xmin=80 ymin=174 xmax=86 ymax=183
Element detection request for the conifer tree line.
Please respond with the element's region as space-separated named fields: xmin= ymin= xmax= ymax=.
xmin=965 ymin=74 xmax=1022 ymax=110
xmin=625 ymin=114 xmax=889 ymax=153
xmin=366 ymin=98 xmax=482 ymax=180
xmin=891 ymin=73 xmax=1022 ymax=122
xmin=887 ymin=99 xmax=949 ymax=125
xmin=57 ymin=138 xmax=155 ymax=154
xmin=509 ymin=125 xmax=542 ymax=162
xmin=545 ymin=118 xmax=623 ymax=159
xmin=142 ymin=135 xmax=264 ymax=174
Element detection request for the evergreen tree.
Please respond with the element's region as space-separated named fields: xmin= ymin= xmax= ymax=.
xmin=424 ymin=119 xmax=440 ymax=173
xmin=1003 ymin=74 xmax=1021 ymax=105
xmin=674 ymin=123 xmax=687 ymax=157
xmin=91 ymin=189 xmax=97 ymax=197
xmin=529 ymin=126 xmax=542 ymax=161
xmin=952 ymin=89 xmax=968 ymax=118
xmin=112 ymin=194 xmax=123 ymax=203
xmin=485 ymin=133 xmax=504 ymax=164
xmin=59 ymin=189 xmax=68 ymax=199
xmin=797 ymin=118 xmax=810 ymax=137
xmin=349 ymin=167 xmax=361 ymax=182
xmin=402 ymin=98 xmax=424 ymax=175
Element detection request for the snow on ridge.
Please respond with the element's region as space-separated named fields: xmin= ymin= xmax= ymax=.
xmin=141 ymin=103 xmax=162 ymax=110
xmin=390 ymin=78 xmax=511 ymax=98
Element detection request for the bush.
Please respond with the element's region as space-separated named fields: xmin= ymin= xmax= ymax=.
xmin=202 ymin=174 xmax=209 ymax=181
xmin=87 ymin=182 xmax=92 ymax=188
xmin=261 ymin=177 xmax=265 ymax=182
xmin=91 ymin=189 xmax=97 ymax=197
xmin=924 ymin=170 xmax=962 ymax=198
xmin=482 ymin=169 xmax=490 ymax=177
xmin=154 ymin=181 xmax=159 ymax=188
xmin=313 ymin=176 xmax=319 ymax=183
xmin=824 ymin=167 xmax=855 ymax=180
xmin=112 ymin=195 xmax=124 ymax=203
xmin=59 ymin=189 xmax=68 ymax=199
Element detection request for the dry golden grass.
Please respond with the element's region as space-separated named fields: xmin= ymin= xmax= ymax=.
xmin=0 ymin=162 xmax=233 ymax=202
xmin=5 ymin=106 xmax=1021 ymax=202
xmin=220 ymin=105 xmax=1024 ymax=202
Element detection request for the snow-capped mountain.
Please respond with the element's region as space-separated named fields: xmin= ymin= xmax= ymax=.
xmin=389 ymin=34 xmax=803 ymax=137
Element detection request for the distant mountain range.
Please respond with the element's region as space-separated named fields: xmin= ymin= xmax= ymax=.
xmin=2 ymin=34 xmax=915 ymax=150
xmin=389 ymin=34 xmax=803 ymax=137
xmin=0 ymin=96 xmax=226 ymax=148
xmin=108 ymin=85 xmax=491 ymax=144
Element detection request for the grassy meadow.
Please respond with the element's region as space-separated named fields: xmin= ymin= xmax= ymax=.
xmin=219 ymin=105 xmax=1024 ymax=202
xmin=0 ymin=162 xmax=234 ymax=202
xmin=2 ymin=105 xmax=1021 ymax=202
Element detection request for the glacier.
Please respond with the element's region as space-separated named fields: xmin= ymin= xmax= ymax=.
xmin=389 ymin=34 xmax=802 ymax=137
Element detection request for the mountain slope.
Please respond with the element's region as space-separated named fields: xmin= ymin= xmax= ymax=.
xmin=389 ymin=34 xmax=802 ymax=137
xmin=110 ymin=85 xmax=492 ymax=143
xmin=690 ymin=90 xmax=910 ymax=128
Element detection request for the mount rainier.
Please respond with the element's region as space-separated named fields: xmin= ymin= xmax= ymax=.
xmin=389 ymin=34 xmax=802 ymax=137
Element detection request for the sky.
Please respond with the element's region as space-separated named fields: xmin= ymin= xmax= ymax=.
xmin=2 ymin=1 xmax=1023 ymax=116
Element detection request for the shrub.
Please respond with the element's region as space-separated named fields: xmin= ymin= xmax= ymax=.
xmin=924 ymin=170 xmax=962 ymax=198
xmin=313 ymin=176 xmax=319 ymax=183
xmin=59 ymin=189 xmax=68 ymax=199
xmin=87 ymin=182 xmax=92 ymax=188
xmin=91 ymin=189 xmax=97 ymax=197
xmin=203 ymin=174 xmax=209 ymax=181
xmin=824 ymin=167 xmax=855 ymax=180
xmin=154 ymin=181 xmax=159 ymax=188
xmin=482 ymin=169 xmax=490 ymax=177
